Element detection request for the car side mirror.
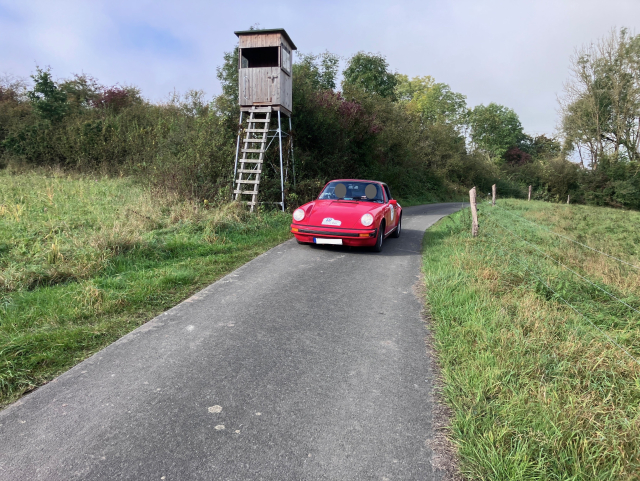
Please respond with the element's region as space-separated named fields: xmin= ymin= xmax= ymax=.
xmin=389 ymin=199 xmax=397 ymax=206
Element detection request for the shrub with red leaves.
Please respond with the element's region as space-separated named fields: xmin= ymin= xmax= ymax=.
xmin=505 ymin=146 xmax=532 ymax=166
xmin=91 ymin=86 xmax=135 ymax=112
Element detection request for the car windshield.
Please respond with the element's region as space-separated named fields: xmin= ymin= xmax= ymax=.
xmin=318 ymin=181 xmax=384 ymax=203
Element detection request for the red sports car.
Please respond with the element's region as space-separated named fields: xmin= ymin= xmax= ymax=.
xmin=290 ymin=179 xmax=402 ymax=252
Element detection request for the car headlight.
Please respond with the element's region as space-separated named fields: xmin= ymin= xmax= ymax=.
xmin=293 ymin=208 xmax=305 ymax=222
xmin=360 ymin=213 xmax=374 ymax=226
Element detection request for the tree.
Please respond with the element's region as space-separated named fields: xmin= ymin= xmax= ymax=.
xmin=530 ymin=135 xmax=561 ymax=160
xmin=0 ymin=74 xmax=27 ymax=103
xmin=395 ymin=75 xmax=467 ymax=129
xmin=342 ymin=52 xmax=398 ymax=99
xmin=468 ymin=103 xmax=525 ymax=161
xmin=58 ymin=74 xmax=101 ymax=112
xmin=0 ymin=75 xmax=30 ymax=155
xmin=296 ymin=51 xmax=340 ymax=91
xmin=395 ymin=74 xmax=434 ymax=102
xmin=560 ymin=28 xmax=640 ymax=168
xmin=27 ymin=67 xmax=68 ymax=122
xmin=215 ymin=46 xmax=239 ymax=119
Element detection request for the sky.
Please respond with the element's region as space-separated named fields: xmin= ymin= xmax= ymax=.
xmin=2 ymin=0 xmax=640 ymax=137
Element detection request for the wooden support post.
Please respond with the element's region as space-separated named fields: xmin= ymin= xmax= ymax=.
xmin=492 ymin=184 xmax=496 ymax=206
xmin=470 ymin=187 xmax=478 ymax=237
xmin=567 ymin=194 xmax=570 ymax=204
xmin=528 ymin=185 xmax=532 ymax=201
xmin=289 ymin=116 xmax=295 ymax=188
xmin=277 ymin=111 xmax=285 ymax=212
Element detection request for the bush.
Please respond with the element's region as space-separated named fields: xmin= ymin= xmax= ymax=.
xmin=2 ymin=59 xmax=639 ymax=211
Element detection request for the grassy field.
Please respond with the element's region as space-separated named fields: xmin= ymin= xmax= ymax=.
xmin=422 ymin=200 xmax=640 ymax=480
xmin=0 ymin=169 xmax=291 ymax=407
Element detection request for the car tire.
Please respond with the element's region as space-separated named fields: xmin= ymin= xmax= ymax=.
xmin=391 ymin=214 xmax=401 ymax=238
xmin=373 ymin=222 xmax=385 ymax=252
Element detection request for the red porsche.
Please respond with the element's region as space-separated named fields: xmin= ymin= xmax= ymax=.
xmin=290 ymin=179 xmax=402 ymax=252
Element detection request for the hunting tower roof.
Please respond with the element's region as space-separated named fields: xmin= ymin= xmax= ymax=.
xmin=234 ymin=28 xmax=297 ymax=50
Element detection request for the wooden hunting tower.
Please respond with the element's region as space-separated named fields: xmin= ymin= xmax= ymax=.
xmin=235 ymin=28 xmax=297 ymax=115
xmin=232 ymin=29 xmax=297 ymax=212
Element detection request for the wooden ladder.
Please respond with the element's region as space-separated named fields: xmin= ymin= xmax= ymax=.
xmin=233 ymin=107 xmax=272 ymax=212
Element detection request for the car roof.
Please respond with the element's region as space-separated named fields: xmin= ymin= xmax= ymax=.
xmin=328 ymin=179 xmax=386 ymax=185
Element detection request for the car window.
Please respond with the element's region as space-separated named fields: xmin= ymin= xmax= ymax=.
xmin=383 ymin=185 xmax=392 ymax=202
xmin=318 ymin=181 xmax=384 ymax=203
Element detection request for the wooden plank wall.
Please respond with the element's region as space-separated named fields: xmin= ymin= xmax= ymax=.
xmin=280 ymin=71 xmax=292 ymax=112
xmin=239 ymin=33 xmax=293 ymax=53
xmin=237 ymin=33 xmax=294 ymax=110
xmin=239 ymin=33 xmax=281 ymax=48
xmin=239 ymin=67 xmax=282 ymax=106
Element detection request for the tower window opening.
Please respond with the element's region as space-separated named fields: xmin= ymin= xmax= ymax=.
xmin=281 ymin=44 xmax=291 ymax=74
xmin=241 ymin=47 xmax=279 ymax=68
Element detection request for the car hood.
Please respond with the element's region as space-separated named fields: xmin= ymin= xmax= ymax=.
xmin=303 ymin=200 xmax=381 ymax=228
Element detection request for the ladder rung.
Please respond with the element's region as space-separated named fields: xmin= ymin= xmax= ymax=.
xmin=241 ymin=149 xmax=265 ymax=153
xmin=237 ymin=169 xmax=262 ymax=173
xmin=234 ymin=190 xmax=258 ymax=195
xmin=246 ymin=119 xmax=270 ymax=123
xmin=249 ymin=107 xmax=273 ymax=112
xmin=246 ymin=129 xmax=269 ymax=133
xmin=236 ymin=180 xmax=259 ymax=184
xmin=243 ymin=138 xmax=267 ymax=143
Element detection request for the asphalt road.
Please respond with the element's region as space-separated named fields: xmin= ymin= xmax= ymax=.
xmin=0 ymin=202 xmax=464 ymax=481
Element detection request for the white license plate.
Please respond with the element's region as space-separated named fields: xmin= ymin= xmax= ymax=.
xmin=314 ymin=238 xmax=342 ymax=245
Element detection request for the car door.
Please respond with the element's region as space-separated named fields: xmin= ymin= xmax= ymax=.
xmin=382 ymin=184 xmax=393 ymax=235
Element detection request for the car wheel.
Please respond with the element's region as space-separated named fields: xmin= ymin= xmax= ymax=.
xmin=391 ymin=214 xmax=401 ymax=238
xmin=373 ymin=222 xmax=385 ymax=252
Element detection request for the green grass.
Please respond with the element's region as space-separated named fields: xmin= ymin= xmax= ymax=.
xmin=0 ymin=169 xmax=292 ymax=407
xmin=423 ymin=199 xmax=640 ymax=480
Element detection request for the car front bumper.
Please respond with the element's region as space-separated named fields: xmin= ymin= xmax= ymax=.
xmin=290 ymin=223 xmax=378 ymax=246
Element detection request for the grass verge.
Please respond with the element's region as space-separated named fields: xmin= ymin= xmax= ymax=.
xmin=0 ymin=169 xmax=291 ymax=407
xmin=422 ymin=199 xmax=640 ymax=480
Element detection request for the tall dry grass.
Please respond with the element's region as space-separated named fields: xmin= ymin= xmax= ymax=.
xmin=423 ymin=200 xmax=640 ymax=479
xmin=0 ymin=168 xmax=252 ymax=293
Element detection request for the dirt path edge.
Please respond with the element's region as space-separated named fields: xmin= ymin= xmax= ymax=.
xmin=414 ymin=275 xmax=464 ymax=481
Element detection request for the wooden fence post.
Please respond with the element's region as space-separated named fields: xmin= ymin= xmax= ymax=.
xmin=528 ymin=185 xmax=532 ymax=201
xmin=492 ymin=184 xmax=496 ymax=206
xmin=470 ymin=187 xmax=478 ymax=237
xmin=567 ymin=194 xmax=570 ymax=204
